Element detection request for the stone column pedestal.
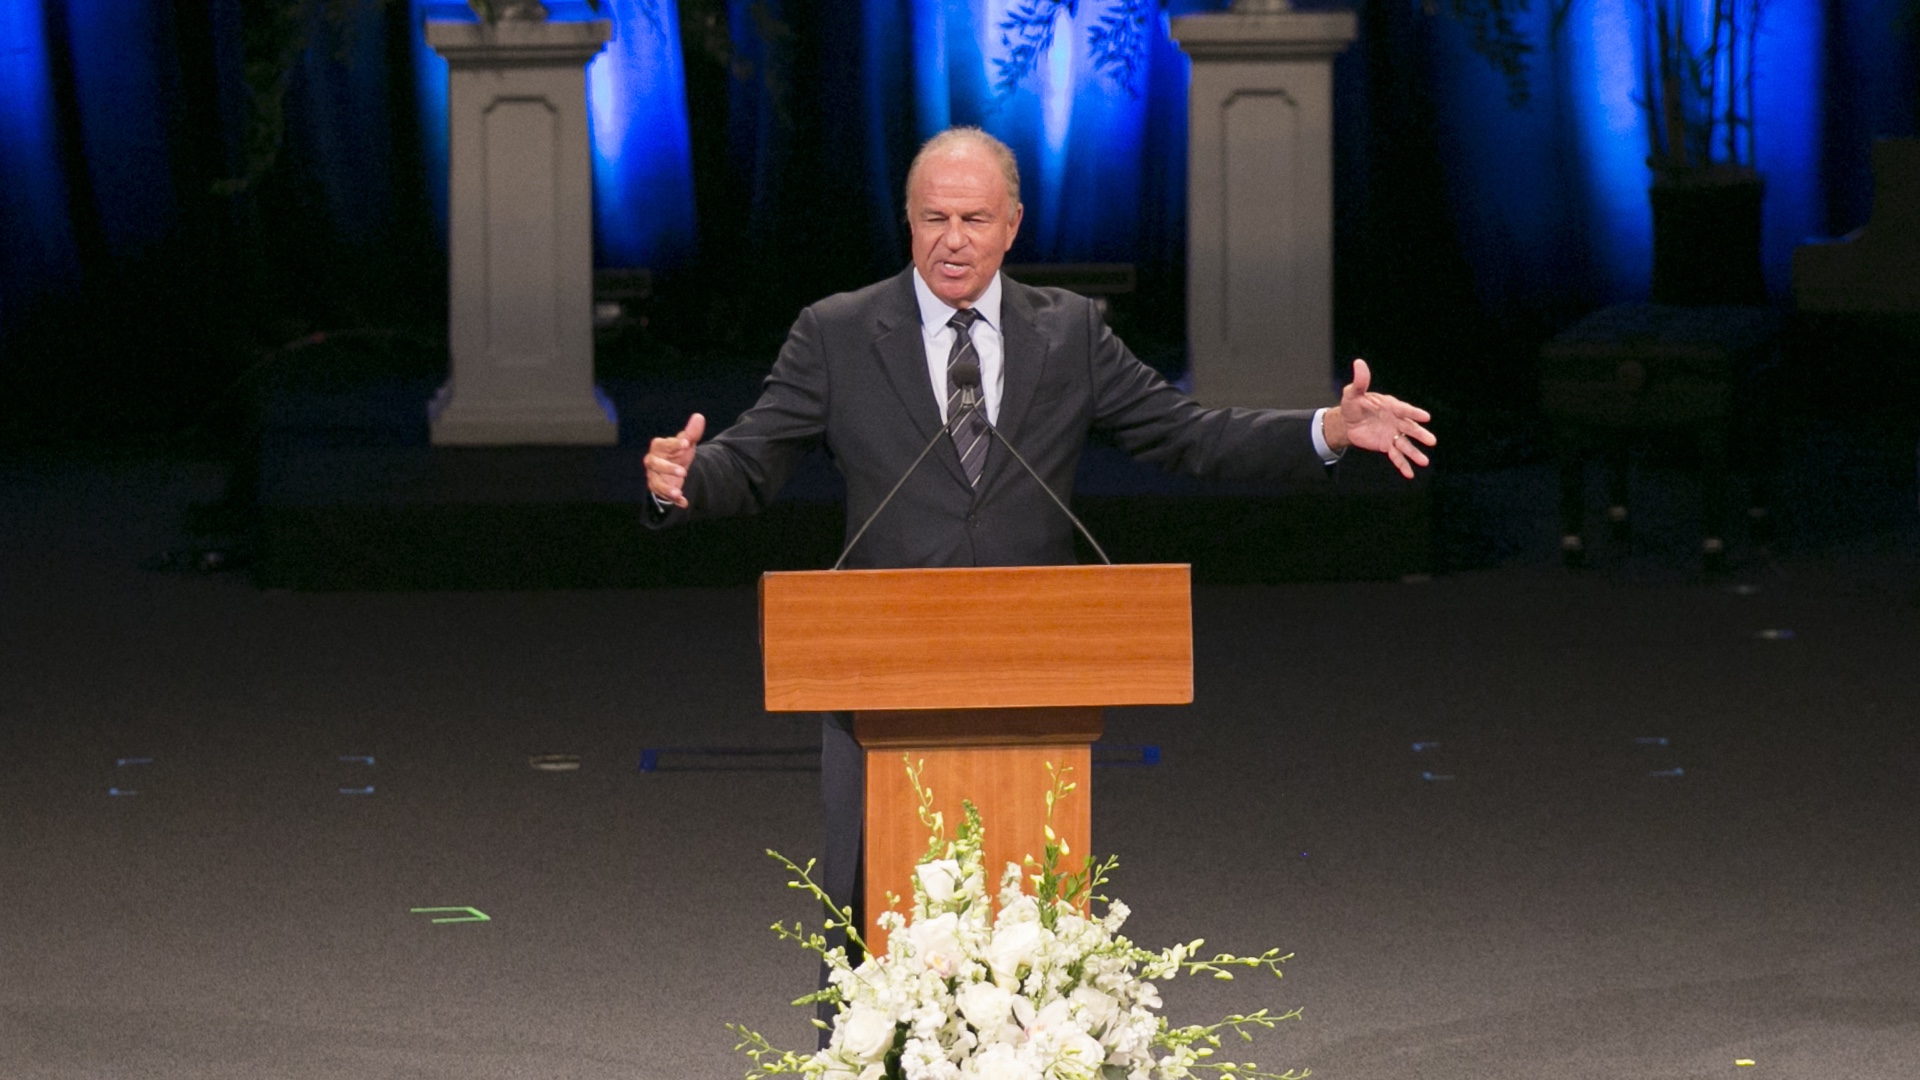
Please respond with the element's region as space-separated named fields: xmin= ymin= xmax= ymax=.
xmin=1172 ymin=3 xmax=1355 ymax=408
xmin=425 ymin=17 xmax=616 ymax=446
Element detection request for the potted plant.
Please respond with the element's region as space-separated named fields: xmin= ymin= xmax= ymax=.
xmin=1636 ymin=0 xmax=1768 ymax=305
xmin=1430 ymin=0 xmax=1771 ymax=304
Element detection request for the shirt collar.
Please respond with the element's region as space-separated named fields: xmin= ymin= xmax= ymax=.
xmin=912 ymin=268 xmax=1003 ymax=335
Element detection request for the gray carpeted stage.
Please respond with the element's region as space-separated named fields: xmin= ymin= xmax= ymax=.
xmin=2 ymin=446 xmax=1917 ymax=1080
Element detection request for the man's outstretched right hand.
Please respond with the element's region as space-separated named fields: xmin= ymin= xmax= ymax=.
xmin=645 ymin=413 xmax=706 ymax=509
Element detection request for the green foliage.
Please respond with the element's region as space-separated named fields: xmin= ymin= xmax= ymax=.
xmin=1027 ymin=762 xmax=1117 ymax=931
xmin=221 ymin=0 xmax=395 ymax=196
xmin=227 ymin=0 xmax=784 ymax=199
xmin=737 ymin=758 xmax=1307 ymax=1080
xmin=1424 ymin=0 xmax=1773 ymax=175
xmin=1420 ymin=0 xmax=1553 ymax=108
xmin=727 ymin=1025 xmax=816 ymax=1080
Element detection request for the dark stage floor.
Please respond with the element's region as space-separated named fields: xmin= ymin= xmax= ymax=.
xmin=2 ymin=446 xmax=1918 ymax=1079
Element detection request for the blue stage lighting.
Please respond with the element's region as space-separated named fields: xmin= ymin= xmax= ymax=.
xmin=410 ymin=0 xmax=452 ymax=242
xmin=1569 ymin=0 xmax=1657 ymax=297
xmin=1566 ymin=0 xmax=1824 ymax=298
xmin=587 ymin=0 xmax=698 ymax=269
xmin=0 ymin=0 xmax=79 ymax=303
xmin=924 ymin=0 xmax=1161 ymax=261
xmin=410 ymin=1 xmax=697 ymax=268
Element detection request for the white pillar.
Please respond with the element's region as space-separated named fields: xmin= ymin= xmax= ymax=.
xmin=1171 ymin=2 xmax=1355 ymax=409
xmin=425 ymin=16 xmax=616 ymax=446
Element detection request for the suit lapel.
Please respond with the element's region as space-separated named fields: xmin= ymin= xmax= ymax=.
xmin=991 ymin=278 xmax=1050 ymax=482
xmin=873 ymin=269 xmax=971 ymax=489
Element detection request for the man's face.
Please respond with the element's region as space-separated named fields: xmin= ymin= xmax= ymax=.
xmin=907 ymin=146 xmax=1023 ymax=309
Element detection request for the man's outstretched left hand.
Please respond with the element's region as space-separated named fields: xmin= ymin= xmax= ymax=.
xmin=1321 ymin=359 xmax=1435 ymax=479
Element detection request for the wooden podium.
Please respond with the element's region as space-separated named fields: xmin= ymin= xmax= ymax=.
xmin=760 ymin=564 xmax=1193 ymax=950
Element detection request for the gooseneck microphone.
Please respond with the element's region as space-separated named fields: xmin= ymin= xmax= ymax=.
xmin=833 ymin=359 xmax=1113 ymax=569
xmin=950 ymin=360 xmax=1112 ymax=566
xmin=831 ymin=398 xmax=965 ymax=571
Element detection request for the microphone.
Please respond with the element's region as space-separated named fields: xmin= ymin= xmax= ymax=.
xmin=949 ymin=360 xmax=1112 ymax=566
xmin=831 ymin=391 xmax=969 ymax=570
xmin=952 ymin=358 xmax=983 ymax=409
xmin=832 ymin=359 xmax=1113 ymax=569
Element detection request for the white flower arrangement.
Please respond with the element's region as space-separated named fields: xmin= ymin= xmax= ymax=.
xmin=730 ymin=763 xmax=1305 ymax=1080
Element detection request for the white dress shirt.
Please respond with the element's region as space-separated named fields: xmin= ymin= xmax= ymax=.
xmin=911 ymin=268 xmax=1339 ymax=462
xmin=912 ymin=268 xmax=1005 ymax=425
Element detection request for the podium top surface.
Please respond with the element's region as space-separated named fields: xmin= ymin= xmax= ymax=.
xmin=759 ymin=564 xmax=1193 ymax=712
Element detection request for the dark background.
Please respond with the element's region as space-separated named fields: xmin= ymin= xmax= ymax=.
xmin=3 ymin=0 xmax=1915 ymax=456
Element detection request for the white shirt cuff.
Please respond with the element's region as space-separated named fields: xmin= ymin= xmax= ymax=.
xmin=1312 ymin=407 xmax=1344 ymax=465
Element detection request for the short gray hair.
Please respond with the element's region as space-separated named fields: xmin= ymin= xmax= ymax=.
xmin=904 ymin=127 xmax=1022 ymax=212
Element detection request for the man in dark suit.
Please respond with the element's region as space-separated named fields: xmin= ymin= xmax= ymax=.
xmin=644 ymin=127 xmax=1435 ymax=952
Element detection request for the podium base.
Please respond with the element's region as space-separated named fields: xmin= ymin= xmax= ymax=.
xmin=857 ymin=707 xmax=1102 ymax=953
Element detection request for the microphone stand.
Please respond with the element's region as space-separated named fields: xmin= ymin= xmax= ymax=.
xmin=831 ymin=413 xmax=957 ymax=571
xmin=977 ymin=413 xmax=1110 ymax=566
xmin=832 ymin=363 xmax=1112 ymax=569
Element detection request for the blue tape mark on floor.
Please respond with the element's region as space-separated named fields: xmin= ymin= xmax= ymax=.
xmin=1421 ymin=771 xmax=1456 ymax=782
xmin=108 ymin=787 xmax=137 ymax=796
xmin=638 ymin=746 xmax=821 ymax=773
xmin=339 ymin=755 xmax=375 ymax=765
xmin=1092 ymin=743 xmax=1161 ymax=767
xmin=1633 ymin=737 xmax=1670 ymax=746
xmin=1648 ymin=767 xmax=1686 ymax=778
xmin=1411 ymin=741 xmax=1442 ymax=752
xmin=116 ymin=757 xmax=153 ymax=767
xmin=339 ymin=785 xmax=375 ymax=795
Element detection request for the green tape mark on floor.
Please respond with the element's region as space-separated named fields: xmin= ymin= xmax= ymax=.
xmin=410 ymin=906 xmax=491 ymax=924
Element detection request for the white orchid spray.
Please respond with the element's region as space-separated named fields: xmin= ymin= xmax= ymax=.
xmin=729 ymin=762 xmax=1306 ymax=1080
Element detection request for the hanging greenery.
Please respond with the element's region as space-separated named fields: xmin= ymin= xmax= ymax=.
xmin=982 ymin=0 xmax=1551 ymax=107
xmin=219 ymin=0 xmax=395 ymax=196
xmin=224 ymin=0 xmax=785 ymax=197
xmin=1418 ymin=0 xmax=1569 ymax=108
xmin=993 ymin=0 xmax=1161 ymax=99
xmin=1421 ymin=0 xmax=1770 ymax=176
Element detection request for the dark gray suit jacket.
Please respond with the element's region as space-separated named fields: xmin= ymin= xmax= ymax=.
xmin=654 ymin=268 xmax=1330 ymax=568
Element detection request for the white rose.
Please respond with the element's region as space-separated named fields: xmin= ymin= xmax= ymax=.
xmin=902 ymin=1036 xmax=961 ymax=1080
xmin=998 ymin=893 xmax=1039 ymax=925
xmin=907 ymin=911 xmax=966 ymax=976
xmin=956 ymin=980 xmax=1015 ymax=1035
xmin=1068 ymin=986 xmax=1119 ymax=1035
xmin=917 ymin=859 xmax=963 ymax=904
xmin=1046 ymin=1031 xmax=1108 ymax=1080
xmin=839 ymin=1004 xmax=897 ymax=1061
xmin=985 ymin=920 xmax=1044 ymax=985
xmin=1025 ymin=998 xmax=1071 ymax=1037
xmin=967 ymin=1043 xmax=1042 ymax=1080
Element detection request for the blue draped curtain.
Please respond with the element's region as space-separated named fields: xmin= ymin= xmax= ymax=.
xmin=0 ymin=1 xmax=80 ymax=318
xmin=1 ymin=0 xmax=1914 ymax=381
xmin=1354 ymin=0 xmax=1841 ymax=322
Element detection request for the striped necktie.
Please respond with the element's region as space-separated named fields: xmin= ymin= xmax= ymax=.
xmin=945 ymin=308 xmax=989 ymax=486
